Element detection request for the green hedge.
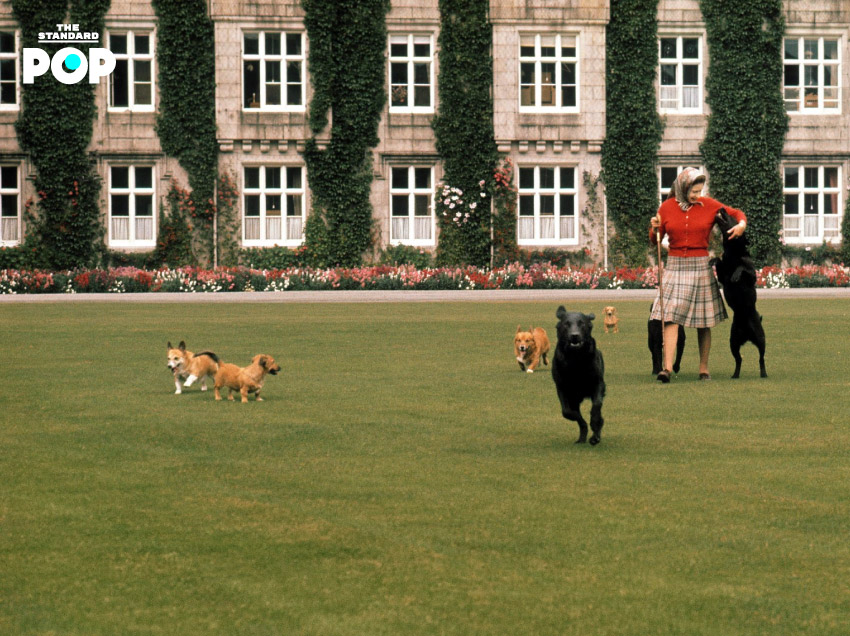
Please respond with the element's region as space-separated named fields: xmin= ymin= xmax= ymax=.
xmin=699 ymin=0 xmax=787 ymax=266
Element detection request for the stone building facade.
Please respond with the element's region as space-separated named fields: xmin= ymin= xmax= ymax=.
xmin=0 ymin=0 xmax=847 ymax=258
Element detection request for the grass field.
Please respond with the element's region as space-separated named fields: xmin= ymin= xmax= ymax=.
xmin=1 ymin=297 xmax=849 ymax=635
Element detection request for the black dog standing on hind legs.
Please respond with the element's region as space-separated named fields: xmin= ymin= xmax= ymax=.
xmin=711 ymin=208 xmax=768 ymax=378
xmin=552 ymin=307 xmax=606 ymax=445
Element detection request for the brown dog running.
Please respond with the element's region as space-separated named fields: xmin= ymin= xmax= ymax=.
xmin=214 ymin=354 xmax=281 ymax=402
xmin=603 ymin=306 xmax=619 ymax=334
xmin=514 ymin=326 xmax=550 ymax=373
xmin=167 ymin=341 xmax=220 ymax=394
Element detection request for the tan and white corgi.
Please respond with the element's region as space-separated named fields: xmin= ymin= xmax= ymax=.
xmin=166 ymin=341 xmax=220 ymax=394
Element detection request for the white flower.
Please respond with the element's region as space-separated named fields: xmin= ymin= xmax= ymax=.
xmin=449 ymin=203 xmax=455 ymax=209
xmin=480 ymin=192 xmax=486 ymax=197
xmin=469 ymin=202 xmax=477 ymax=210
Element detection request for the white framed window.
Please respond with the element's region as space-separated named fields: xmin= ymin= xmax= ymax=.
xmin=107 ymin=30 xmax=154 ymax=111
xmin=659 ymin=36 xmax=702 ymax=113
xmin=108 ymin=165 xmax=155 ymax=247
xmin=390 ymin=166 xmax=434 ymax=246
xmin=0 ymin=164 xmax=20 ymax=245
xmin=517 ymin=166 xmax=578 ymax=245
xmin=243 ymin=166 xmax=305 ymax=246
xmin=783 ymin=36 xmax=841 ymax=113
xmin=659 ymin=165 xmax=705 ymax=201
xmin=519 ymin=34 xmax=579 ymax=111
xmin=0 ymin=31 xmax=19 ymax=110
xmin=389 ymin=34 xmax=434 ymax=112
xmin=782 ymin=165 xmax=842 ymax=244
xmin=243 ymin=31 xmax=305 ymax=111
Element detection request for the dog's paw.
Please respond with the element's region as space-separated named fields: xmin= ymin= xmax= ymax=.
xmin=174 ymin=389 xmax=182 ymax=395
xmin=589 ymin=436 xmax=600 ymax=446
xmin=526 ymin=368 xmax=534 ymax=374
xmin=200 ymin=384 xmax=207 ymax=391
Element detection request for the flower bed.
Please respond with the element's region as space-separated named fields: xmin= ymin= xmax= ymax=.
xmin=1 ymin=263 xmax=848 ymax=295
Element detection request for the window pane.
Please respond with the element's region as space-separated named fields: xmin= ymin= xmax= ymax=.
xmin=824 ymin=168 xmax=838 ymax=188
xmin=519 ymin=196 xmax=534 ymax=216
xmin=561 ymin=36 xmax=577 ymax=58
xmin=560 ymin=167 xmax=575 ymax=190
xmin=540 ymin=195 xmax=555 ymax=215
xmin=286 ymin=33 xmax=302 ymax=56
xmin=266 ymin=84 xmax=281 ymax=106
xmin=0 ymin=32 xmax=14 ymax=54
xmin=286 ymin=167 xmax=302 ymax=190
xmin=134 ymin=33 xmax=150 ymax=55
xmin=539 ymin=167 xmax=555 ymax=189
xmin=391 ymin=62 xmax=408 ymax=85
xmin=784 ymin=38 xmax=798 ymax=60
xmin=110 ymin=34 xmax=127 ymax=55
xmin=111 ymin=167 xmax=129 ymax=189
xmin=390 ymin=38 xmax=408 ymax=57
xmin=266 ymin=167 xmax=281 ymax=189
xmin=784 ymin=167 xmax=799 ymax=188
xmin=784 ymin=65 xmax=799 ymax=86
xmin=823 ymin=39 xmax=837 ymax=60
xmin=265 ymin=33 xmax=281 ymax=56
xmin=682 ymin=65 xmax=698 ymax=86
xmin=660 ymin=65 xmax=676 ymax=86
xmin=560 ymin=194 xmax=575 ymax=216
xmin=245 ymin=195 xmax=260 ymax=216
xmin=266 ymin=195 xmax=281 ymax=214
xmin=520 ymin=36 xmax=535 ymax=58
xmin=540 ymin=36 xmax=556 ymax=57
xmin=135 ymin=195 xmax=153 ymax=217
xmin=287 ymin=84 xmax=302 ymax=106
xmin=244 ymin=61 xmax=260 ymax=107
xmin=2 ymin=194 xmax=17 ymax=217
xmin=413 ymin=63 xmax=429 ymax=84
xmin=561 ymin=86 xmax=576 ymax=108
xmin=414 ymin=194 xmax=429 ymax=216
xmin=413 ymin=38 xmax=430 ymax=57
xmin=413 ymin=86 xmax=430 ymax=107
xmin=392 ymin=195 xmax=409 ymax=217
xmin=135 ymin=167 xmax=152 ymax=189
xmin=520 ymin=63 xmax=535 ymax=85
xmin=562 ymin=62 xmax=576 ymax=85
xmin=392 ymin=167 xmax=409 ymax=189
xmin=244 ymin=33 xmax=259 ymax=55
xmin=803 ymin=39 xmax=817 ymax=59
xmin=111 ymin=194 xmax=129 ymax=216
xmin=804 ymin=167 xmax=818 ymax=188
xmin=1 ymin=166 xmax=16 ymax=187
xmin=0 ymin=83 xmax=13 ymax=105
xmin=660 ymin=38 xmax=676 ymax=59
xmin=661 ymin=167 xmax=678 ymax=190
xmin=518 ymin=168 xmax=535 ymax=190
xmin=824 ymin=193 xmax=836 ymax=215
xmin=0 ymin=59 xmax=15 ymax=82
xmin=784 ymin=194 xmax=799 ymax=215
xmin=682 ymin=38 xmax=699 ymax=58
xmin=804 ymin=193 xmax=818 ymax=214
xmin=414 ymin=168 xmax=430 ymax=190
xmin=134 ymin=59 xmax=151 ymax=83
xmin=245 ymin=167 xmax=260 ymax=190
xmin=111 ymin=60 xmax=129 ymax=107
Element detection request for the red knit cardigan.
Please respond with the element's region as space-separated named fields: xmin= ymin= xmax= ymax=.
xmin=649 ymin=196 xmax=747 ymax=258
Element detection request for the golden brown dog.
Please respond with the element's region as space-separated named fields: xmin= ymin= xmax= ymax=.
xmin=603 ymin=306 xmax=619 ymax=334
xmin=514 ymin=326 xmax=550 ymax=373
xmin=214 ymin=354 xmax=281 ymax=402
xmin=167 ymin=341 xmax=220 ymax=394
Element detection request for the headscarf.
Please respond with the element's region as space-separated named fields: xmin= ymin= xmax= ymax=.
xmin=668 ymin=167 xmax=706 ymax=211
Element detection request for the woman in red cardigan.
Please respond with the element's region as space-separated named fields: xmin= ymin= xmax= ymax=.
xmin=649 ymin=167 xmax=747 ymax=383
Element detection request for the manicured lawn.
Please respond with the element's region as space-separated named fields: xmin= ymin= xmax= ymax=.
xmin=1 ymin=298 xmax=848 ymax=635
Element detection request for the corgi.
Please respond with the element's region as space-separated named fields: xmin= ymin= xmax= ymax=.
xmin=603 ymin=306 xmax=619 ymax=334
xmin=514 ymin=325 xmax=550 ymax=373
xmin=214 ymin=354 xmax=281 ymax=403
xmin=166 ymin=341 xmax=220 ymax=394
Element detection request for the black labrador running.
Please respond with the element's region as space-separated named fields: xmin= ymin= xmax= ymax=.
xmin=552 ymin=307 xmax=606 ymax=445
xmin=711 ymin=208 xmax=767 ymax=378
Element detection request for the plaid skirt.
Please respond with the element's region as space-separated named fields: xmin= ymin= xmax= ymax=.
xmin=650 ymin=256 xmax=727 ymax=328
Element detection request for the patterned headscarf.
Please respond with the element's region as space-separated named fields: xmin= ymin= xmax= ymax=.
xmin=669 ymin=167 xmax=706 ymax=211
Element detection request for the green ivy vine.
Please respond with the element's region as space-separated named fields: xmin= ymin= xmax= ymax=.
xmin=600 ymin=0 xmax=664 ymax=267
xmin=151 ymin=0 xmax=217 ymax=265
xmin=12 ymin=0 xmax=111 ymax=270
xmin=301 ymin=0 xmax=390 ymax=267
xmin=699 ymin=0 xmax=787 ymax=266
xmin=432 ymin=0 xmax=498 ymax=267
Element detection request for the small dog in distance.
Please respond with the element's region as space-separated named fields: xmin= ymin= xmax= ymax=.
xmin=514 ymin=325 xmax=550 ymax=373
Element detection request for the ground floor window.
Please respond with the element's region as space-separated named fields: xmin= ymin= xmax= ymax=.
xmin=782 ymin=165 xmax=841 ymax=243
xmin=390 ymin=165 xmax=434 ymax=245
xmin=517 ymin=165 xmax=577 ymax=245
xmin=108 ymin=165 xmax=155 ymax=247
xmin=242 ymin=165 xmax=305 ymax=246
xmin=0 ymin=164 xmax=19 ymax=245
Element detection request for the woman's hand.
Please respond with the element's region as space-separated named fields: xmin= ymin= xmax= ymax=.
xmin=727 ymin=221 xmax=746 ymax=239
xmin=650 ymin=214 xmax=661 ymax=231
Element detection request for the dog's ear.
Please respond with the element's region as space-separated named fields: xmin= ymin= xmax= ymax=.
xmin=516 ymin=325 xmax=521 ymax=333
xmin=586 ymin=313 xmax=595 ymax=321
xmin=178 ymin=341 xmax=186 ymax=351
xmin=556 ymin=306 xmax=567 ymax=320
xmin=167 ymin=341 xmax=172 ymax=350
xmin=258 ymin=356 xmax=267 ymax=368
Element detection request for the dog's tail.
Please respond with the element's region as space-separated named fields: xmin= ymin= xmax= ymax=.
xmin=196 ymin=351 xmax=220 ymax=364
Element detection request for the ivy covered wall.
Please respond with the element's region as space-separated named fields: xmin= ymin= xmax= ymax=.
xmin=600 ymin=0 xmax=664 ymax=267
xmin=12 ymin=0 xmax=111 ymax=269
xmin=699 ymin=0 xmax=787 ymax=266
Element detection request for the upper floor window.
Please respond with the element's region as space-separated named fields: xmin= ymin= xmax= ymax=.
xmin=782 ymin=165 xmax=841 ymax=244
xmin=243 ymin=32 xmax=305 ymax=110
xmin=659 ymin=36 xmax=702 ymax=113
xmin=783 ymin=37 xmax=840 ymax=113
xmin=0 ymin=165 xmax=20 ymax=245
xmin=390 ymin=166 xmax=434 ymax=245
xmin=519 ymin=34 xmax=579 ymax=111
xmin=0 ymin=31 xmax=19 ymax=110
xmin=109 ymin=165 xmax=155 ymax=247
xmin=659 ymin=165 xmax=704 ymax=202
xmin=389 ymin=34 xmax=434 ymax=112
xmin=108 ymin=30 xmax=154 ymax=111
xmin=243 ymin=165 xmax=305 ymax=246
xmin=517 ymin=165 xmax=578 ymax=245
